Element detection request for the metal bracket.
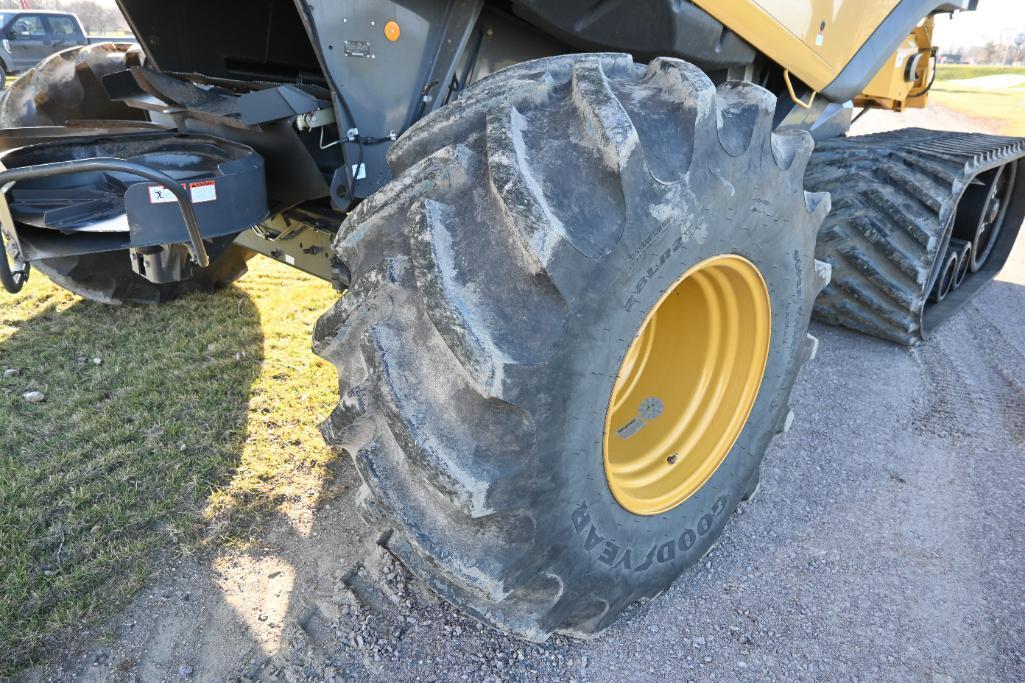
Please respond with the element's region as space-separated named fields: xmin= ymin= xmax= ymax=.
xmin=296 ymin=107 xmax=338 ymax=132
xmin=0 ymin=180 xmax=29 ymax=294
xmin=0 ymin=157 xmax=209 ymax=268
xmin=783 ymin=70 xmax=817 ymax=110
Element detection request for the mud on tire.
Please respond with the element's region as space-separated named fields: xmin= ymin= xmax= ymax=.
xmin=0 ymin=43 xmax=252 ymax=305
xmin=314 ymin=54 xmax=830 ymax=639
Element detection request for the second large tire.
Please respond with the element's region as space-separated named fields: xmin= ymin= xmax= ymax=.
xmin=0 ymin=43 xmax=252 ymax=305
xmin=314 ymin=54 xmax=830 ymax=639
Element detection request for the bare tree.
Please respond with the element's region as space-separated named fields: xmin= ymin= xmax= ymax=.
xmin=982 ymin=40 xmax=1000 ymax=64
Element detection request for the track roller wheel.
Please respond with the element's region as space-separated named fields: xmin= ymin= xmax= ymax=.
xmin=806 ymin=129 xmax=1025 ymax=344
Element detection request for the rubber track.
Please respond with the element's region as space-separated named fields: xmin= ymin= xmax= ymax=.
xmin=806 ymin=128 xmax=1025 ymax=344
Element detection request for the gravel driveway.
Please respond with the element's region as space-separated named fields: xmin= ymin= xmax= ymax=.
xmin=28 ymin=106 xmax=1025 ymax=683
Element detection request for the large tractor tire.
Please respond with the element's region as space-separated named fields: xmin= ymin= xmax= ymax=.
xmin=0 ymin=43 xmax=252 ymax=305
xmin=314 ymin=54 xmax=831 ymax=640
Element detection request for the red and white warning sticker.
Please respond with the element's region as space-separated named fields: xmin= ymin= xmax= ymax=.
xmin=147 ymin=179 xmax=218 ymax=205
xmin=188 ymin=179 xmax=217 ymax=203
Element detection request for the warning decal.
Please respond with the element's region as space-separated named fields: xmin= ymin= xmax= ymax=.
xmin=148 ymin=185 xmax=179 ymax=204
xmin=147 ymin=179 xmax=218 ymax=205
xmin=189 ymin=180 xmax=217 ymax=203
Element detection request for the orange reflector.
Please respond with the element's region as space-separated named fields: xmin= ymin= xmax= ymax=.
xmin=384 ymin=21 xmax=401 ymax=42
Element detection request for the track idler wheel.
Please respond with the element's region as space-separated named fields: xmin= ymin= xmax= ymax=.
xmin=949 ymin=238 xmax=972 ymax=291
xmin=953 ymin=162 xmax=1018 ymax=273
xmin=807 ymin=129 xmax=1025 ymax=345
xmin=929 ymin=248 xmax=958 ymax=303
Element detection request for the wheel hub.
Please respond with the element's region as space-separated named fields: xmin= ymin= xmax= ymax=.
xmin=603 ymin=255 xmax=772 ymax=515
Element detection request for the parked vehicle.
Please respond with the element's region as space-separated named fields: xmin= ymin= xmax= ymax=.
xmin=0 ymin=0 xmax=1021 ymax=641
xmin=0 ymin=9 xmax=134 ymax=87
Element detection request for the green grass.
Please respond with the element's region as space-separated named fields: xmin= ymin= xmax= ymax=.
xmin=0 ymin=258 xmax=339 ymax=674
xmin=935 ymin=64 xmax=1025 ymax=82
xmin=930 ymin=89 xmax=1025 ymax=136
xmin=929 ymin=66 xmax=1025 ymax=136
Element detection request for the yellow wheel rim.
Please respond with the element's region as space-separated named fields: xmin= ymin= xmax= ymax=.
xmin=603 ymin=255 xmax=772 ymax=515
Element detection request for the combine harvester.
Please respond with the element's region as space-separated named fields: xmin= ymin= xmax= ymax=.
xmin=1 ymin=0 xmax=1021 ymax=639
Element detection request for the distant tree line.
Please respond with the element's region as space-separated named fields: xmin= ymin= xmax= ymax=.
xmin=0 ymin=0 xmax=128 ymax=34
xmin=945 ymin=41 xmax=1025 ymax=66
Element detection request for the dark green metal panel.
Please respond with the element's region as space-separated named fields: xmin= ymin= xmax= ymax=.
xmin=294 ymin=0 xmax=483 ymax=202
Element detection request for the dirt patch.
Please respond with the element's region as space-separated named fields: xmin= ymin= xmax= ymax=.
xmin=850 ymin=101 xmax=1012 ymax=137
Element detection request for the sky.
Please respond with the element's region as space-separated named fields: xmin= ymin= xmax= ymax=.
xmin=931 ymin=1 xmax=1025 ymax=49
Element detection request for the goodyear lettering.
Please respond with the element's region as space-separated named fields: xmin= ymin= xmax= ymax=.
xmin=572 ymin=494 xmax=730 ymax=573
xmin=572 ymin=502 xmax=590 ymax=533
xmin=678 ymin=528 xmax=696 ymax=552
xmin=634 ymin=546 xmax=657 ymax=572
xmin=584 ymin=525 xmax=605 ymax=551
xmin=598 ymin=541 xmax=620 ymax=566
xmin=629 ymin=217 xmax=672 ymax=262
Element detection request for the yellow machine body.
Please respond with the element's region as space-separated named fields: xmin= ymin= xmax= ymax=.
xmin=855 ymin=17 xmax=936 ymax=110
xmin=693 ymin=0 xmax=901 ymax=91
xmin=694 ymin=0 xmax=939 ymax=110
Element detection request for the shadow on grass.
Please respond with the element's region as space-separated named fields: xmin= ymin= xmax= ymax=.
xmin=0 ymin=283 xmax=264 ymax=674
